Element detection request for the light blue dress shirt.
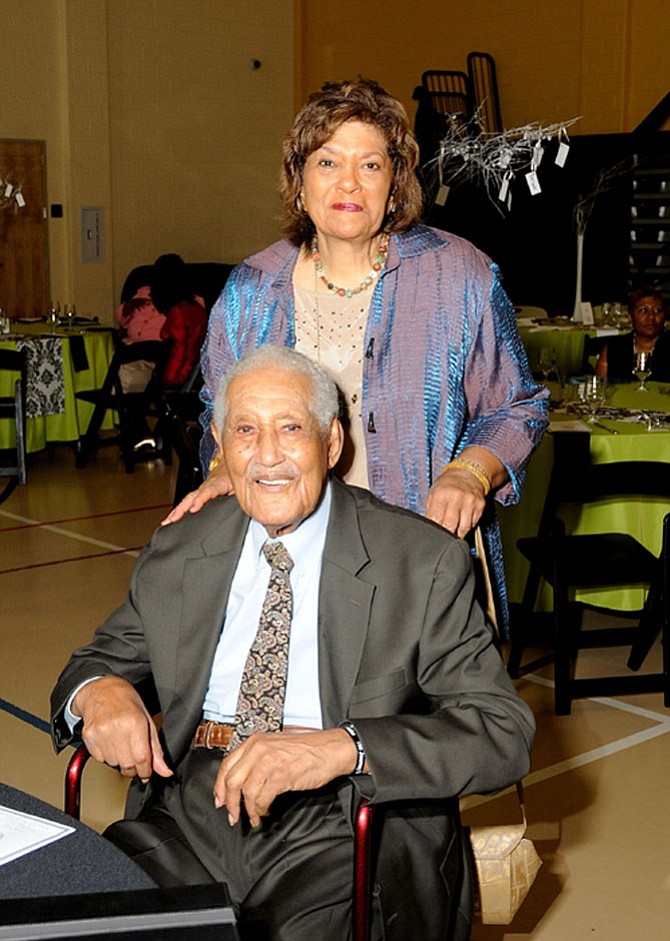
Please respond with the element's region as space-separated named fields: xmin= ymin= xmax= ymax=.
xmin=202 ymin=483 xmax=332 ymax=729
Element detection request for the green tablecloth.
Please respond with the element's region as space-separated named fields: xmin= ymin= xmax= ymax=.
xmin=499 ymin=381 xmax=670 ymax=612
xmin=0 ymin=323 xmax=115 ymax=452
xmin=517 ymin=321 xmax=621 ymax=377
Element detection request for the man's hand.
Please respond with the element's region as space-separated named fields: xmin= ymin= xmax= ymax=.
xmin=73 ymin=676 xmax=172 ymax=783
xmin=213 ymin=728 xmax=358 ymax=828
xmin=161 ymin=460 xmax=234 ymax=525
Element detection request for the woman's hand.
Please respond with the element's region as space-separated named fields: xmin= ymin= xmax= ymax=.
xmin=426 ymin=468 xmax=488 ymax=537
xmin=161 ymin=460 xmax=234 ymax=525
xmin=426 ymin=447 xmax=506 ymax=538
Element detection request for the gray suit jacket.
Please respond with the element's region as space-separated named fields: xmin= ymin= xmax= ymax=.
xmin=52 ymin=479 xmax=534 ymax=939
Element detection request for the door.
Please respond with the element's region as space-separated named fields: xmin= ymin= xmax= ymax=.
xmin=0 ymin=140 xmax=49 ymax=318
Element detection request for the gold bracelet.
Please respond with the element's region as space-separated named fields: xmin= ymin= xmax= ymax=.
xmin=442 ymin=458 xmax=491 ymax=496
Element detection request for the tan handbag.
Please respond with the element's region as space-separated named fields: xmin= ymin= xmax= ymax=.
xmin=469 ymin=782 xmax=542 ymax=925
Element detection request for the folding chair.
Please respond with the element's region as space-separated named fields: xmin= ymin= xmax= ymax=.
xmin=74 ymin=336 xmax=172 ymax=473
xmin=508 ymin=430 xmax=670 ymax=714
xmin=0 ymin=347 xmax=28 ymax=504
xmin=467 ymin=51 xmax=503 ymax=133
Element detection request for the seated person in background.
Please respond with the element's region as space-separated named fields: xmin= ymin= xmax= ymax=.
xmin=115 ymin=283 xmax=165 ymax=342
xmin=115 ymin=253 xmax=206 ymax=343
xmin=595 ymin=286 xmax=670 ymax=381
xmin=51 ymin=346 xmax=535 ymax=941
xmin=151 ymin=255 xmax=207 ymax=388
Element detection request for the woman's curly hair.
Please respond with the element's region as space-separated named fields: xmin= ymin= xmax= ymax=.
xmin=280 ymin=78 xmax=423 ymax=247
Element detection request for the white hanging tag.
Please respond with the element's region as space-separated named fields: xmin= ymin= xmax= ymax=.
xmin=4 ymin=182 xmax=13 ymax=198
xmin=498 ymin=175 xmax=510 ymax=203
xmin=531 ymin=140 xmax=543 ymax=171
xmin=435 ymin=147 xmax=449 ymax=205
xmin=15 ymin=191 xmax=25 ymax=208
xmin=435 ymin=184 xmax=450 ymax=206
xmin=507 ymin=189 xmax=513 ymax=211
xmin=555 ymin=140 xmax=570 ymax=167
xmin=525 ymin=170 xmax=542 ymax=195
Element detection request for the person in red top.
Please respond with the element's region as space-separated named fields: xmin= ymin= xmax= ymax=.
xmin=150 ymin=255 xmax=207 ymax=389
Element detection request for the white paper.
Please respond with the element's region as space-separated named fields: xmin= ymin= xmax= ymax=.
xmin=580 ymin=301 xmax=594 ymax=325
xmin=0 ymin=804 xmax=74 ymax=866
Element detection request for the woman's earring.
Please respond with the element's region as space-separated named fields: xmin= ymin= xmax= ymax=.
xmin=297 ymin=191 xmax=307 ymax=214
xmin=387 ymin=194 xmax=396 ymax=216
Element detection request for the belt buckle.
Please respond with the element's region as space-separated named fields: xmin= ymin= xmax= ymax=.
xmin=203 ymin=720 xmax=218 ymax=749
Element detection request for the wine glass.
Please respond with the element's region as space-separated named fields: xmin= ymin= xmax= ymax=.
xmin=537 ymin=346 xmax=556 ymax=383
xmin=633 ymin=351 xmax=651 ymax=392
xmin=581 ymin=376 xmax=607 ymax=423
xmin=64 ymin=303 xmax=76 ymax=329
xmin=48 ymin=300 xmax=60 ymax=325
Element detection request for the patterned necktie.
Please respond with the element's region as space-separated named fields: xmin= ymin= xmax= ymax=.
xmin=228 ymin=541 xmax=294 ymax=751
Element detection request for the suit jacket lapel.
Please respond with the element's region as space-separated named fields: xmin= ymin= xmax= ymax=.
xmin=318 ymin=480 xmax=374 ymax=728
xmin=164 ymin=500 xmax=249 ymax=743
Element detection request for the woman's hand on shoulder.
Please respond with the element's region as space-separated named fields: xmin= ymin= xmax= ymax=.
xmin=161 ymin=461 xmax=234 ymax=525
xmin=426 ymin=468 xmax=488 ymax=538
xmin=426 ymin=447 xmax=506 ymax=538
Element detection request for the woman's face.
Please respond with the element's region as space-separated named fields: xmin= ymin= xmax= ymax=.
xmin=301 ymin=120 xmax=393 ymax=246
xmin=630 ymin=296 xmax=666 ymax=341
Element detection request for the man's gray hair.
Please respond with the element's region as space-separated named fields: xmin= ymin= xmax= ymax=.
xmin=212 ymin=345 xmax=340 ymax=434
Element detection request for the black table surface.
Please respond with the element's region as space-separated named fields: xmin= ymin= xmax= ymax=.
xmin=0 ymin=782 xmax=156 ymax=899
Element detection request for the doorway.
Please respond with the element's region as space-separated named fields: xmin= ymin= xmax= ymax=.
xmin=0 ymin=139 xmax=49 ymax=318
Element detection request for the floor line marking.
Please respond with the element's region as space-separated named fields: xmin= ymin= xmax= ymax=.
xmin=522 ymin=671 xmax=669 ymax=723
xmin=463 ymin=719 xmax=670 ymax=810
xmin=0 ymin=546 xmax=143 ymax=575
xmin=0 ymin=504 xmax=170 ymax=532
xmin=0 ymin=697 xmax=50 ymax=735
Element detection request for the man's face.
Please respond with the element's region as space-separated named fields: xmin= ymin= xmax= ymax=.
xmin=214 ymin=365 xmax=343 ymax=537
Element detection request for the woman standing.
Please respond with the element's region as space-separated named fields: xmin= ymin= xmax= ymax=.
xmin=167 ymin=78 xmax=548 ymax=633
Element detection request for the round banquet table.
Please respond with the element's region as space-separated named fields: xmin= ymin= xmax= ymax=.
xmin=0 ymin=321 xmax=115 ymax=453
xmin=0 ymin=781 xmax=155 ymax=899
xmin=499 ymin=380 xmax=670 ymax=612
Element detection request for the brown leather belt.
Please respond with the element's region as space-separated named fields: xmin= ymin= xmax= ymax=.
xmin=192 ymin=720 xmax=307 ymax=750
xmin=192 ymin=721 xmax=235 ymax=750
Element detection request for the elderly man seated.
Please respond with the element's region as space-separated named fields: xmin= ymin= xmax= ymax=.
xmin=51 ymin=345 xmax=535 ymax=941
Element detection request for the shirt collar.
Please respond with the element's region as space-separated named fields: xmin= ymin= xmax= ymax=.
xmin=248 ymin=480 xmax=332 ymax=570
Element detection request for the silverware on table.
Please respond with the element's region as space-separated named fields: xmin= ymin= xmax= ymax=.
xmin=591 ymin=418 xmax=619 ymax=435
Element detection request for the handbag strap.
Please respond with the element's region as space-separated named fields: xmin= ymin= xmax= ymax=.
xmin=515 ymin=780 xmax=528 ymax=828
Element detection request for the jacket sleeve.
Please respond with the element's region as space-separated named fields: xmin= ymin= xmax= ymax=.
xmin=349 ymin=537 xmax=535 ymax=804
xmin=458 ymin=262 xmax=549 ymax=505
xmin=50 ymin=544 xmax=156 ymax=753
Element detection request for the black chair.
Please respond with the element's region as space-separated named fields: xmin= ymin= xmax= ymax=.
xmin=508 ymin=431 xmax=670 ymax=714
xmin=74 ymin=336 xmax=172 ymax=473
xmin=0 ymin=347 xmax=28 ymax=504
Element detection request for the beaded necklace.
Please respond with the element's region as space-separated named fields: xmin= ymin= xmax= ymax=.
xmin=310 ymin=232 xmax=389 ymax=298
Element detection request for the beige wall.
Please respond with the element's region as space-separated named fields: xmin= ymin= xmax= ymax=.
xmin=0 ymin=0 xmax=294 ymax=320
xmin=0 ymin=0 xmax=667 ymax=320
xmin=106 ymin=0 xmax=295 ymax=302
xmin=298 ymin=0 xmax=669 ymax=135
